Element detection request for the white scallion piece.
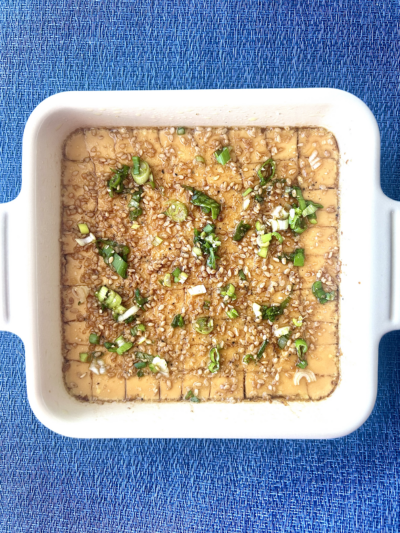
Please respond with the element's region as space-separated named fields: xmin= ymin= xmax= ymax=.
xmin=178 ymin=272 xmax=189 ymax=284
xmin=278 ymin=219 xmax=289 ymax=230
xmin=272 ymin=206 xmax=283 ymax=218
xmin=252 ymin=303 xmax=262 ymax=319
xmin=89 ymin=362 xmax=100 ymax=375
xmin=75 ymin=233 xmax=96 ymax=246
xmin=152 ymin=236 xmax=163 ymax=247
xmin=188 ymin=285 xmax=207 ymax=296
xmin=242 ymin=198 xmax=251 ymax=211
xmin=293 ymin=369 xmax=316 ymax=386
xmin=152 ymin=356 xmax=169 ymax=376
xmin=274 ymin=326 xmax=290 ymax=337
xmin=270 ymin=219 xmax=278 ymax=232
xmin=117 ymin=305 xmax=140 ymax=323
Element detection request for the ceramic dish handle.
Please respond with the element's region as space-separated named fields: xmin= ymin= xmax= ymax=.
xmin=0 ymin=196 xmax=29 ymax=338
xmin=379 ymin=194 xmax=400 ymax=336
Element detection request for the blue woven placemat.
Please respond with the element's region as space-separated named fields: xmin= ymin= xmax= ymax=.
xmin=1 ymin=1 xmax=399 ymax=531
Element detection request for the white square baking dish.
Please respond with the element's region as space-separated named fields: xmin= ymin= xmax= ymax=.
xmin=2 ymin=88 xmax=398 ymax=438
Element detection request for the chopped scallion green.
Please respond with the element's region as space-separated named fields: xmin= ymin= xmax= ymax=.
xmin=226 ymin=308 xmax=239 ymax=319
xmin=233 ymin=221 xmax=252 ymax=241
xmin=295 ymin=338 xmax=308 ymax=359
xmin=135 ymin=289 xmax=148 ymax=309
xmin=312 ymin=281 xmax=336 ymax=304
xmin=171 ymin=314 xmax=185 ymax=328
xmin=131 ymin=324 xmax=146 ymax=336
xmin=165 ymin=200 xmax=188 ymax=222
xmin=89 ymin=333 xmax=100 ymax=345
xmin=242 ymin=188 xmax=253 ymax=197
xmin=258 ymin=159 xmax=276 ymax=186
xmin=177 ymin=127 xmax=185 ymax=135
xmin=183 ymin=186 xmax=221 ymax=220
xmin=214 ymin=146 xmax=231 ymax=165
xmin=238 ymin=269 xmax=247 ymax=281
xmin=256 ymin=339 xmax=269 ymax=360
xmin=195 ymin=155 xmax=205 ymax=163
xmin=194 ymin=317 xmax=214 ymax=335
xmin=79 ymin=352 xmax=91 ymax=363
xmin=208 ymin=345 xmax=221 ymax=373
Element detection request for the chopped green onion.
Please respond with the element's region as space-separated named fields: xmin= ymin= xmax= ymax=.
xmin=258 ymin=159 xmax=276 ymax=186
xmin=149 ymin=173 xmax=156 ymax=189
xmin=183 ymin=186 xmax=221 ymax=220
xmin=117 ymin=341 xmax=133 ymax=355
xmin=203 ymin=224 xmax=215 ymax=233
xmin=111 ymin=253 xmax=128 ymax=278
xmin=104 ymin=341 xmax=117 ymax=352
xmin=132 ymin=156 xmax=140 ymax=175
xmin=131 ymin=324 xmax=146 ymax=336
xmin=254 ymin=194 xmax=264 ymax=203
xmin=192 ymin=247 xmax=202 ymax=257
xmin=137 ymin=370 xmax=144 ymax=377
xmin=208 ymin=345 xmax=221 ymax=373
xmin=128 ymin=187 xmax=143 ymax=220
xmin=165 ymin=200 xmax=188 ymax=222
xmin=185 ymin=390 xmax=200 ymax=402
xmin=312 ymin=281 xmax=336 ymax=304
xmin=243 ymin=353 xmax=255 ymax=364
xmin=203 ymin=300 xmax=210 ymax=309
xmin=152 ymin=236 xmax=163 ymax=247
xmin=293 ymin=248 xmax=305 ymax=267
xmin=242 ymin=188 xmax=253 ymax=197
xmin=277 ymin=334 xmax=290 ymax=349
xmin=131 ymin=223 xmax=140 ymax=229
xmin=261 ymin=297 xmax=290 ymax=322
xmin=89 ymin=333 xmax=100 ymax=345
xmin=302 ymin=204 xmax=318 ymax=217
xmin=296 ymin=360 xmax=308 ymax=369
xmin=214 ymin=146 xmax=231 ymax=165
xmin=134 ymin=361 xmax=147 ymax=369
xmin=255 ymin=221 xmax=265 ymax=232
xmin=256 ymin=339 xmax=269 ymax=360
xmin=233 ymin=221 xmax=252 ymax=241
xmin=108 ymin=165 xmax=130 ymax=196
xmin=275 ymin=326 xmax=290 ymax=337
xmin=292 ymin=316 xmax=303 ymax=327
xmin=193 ymin=223 xmax=221 ymax=270
xmin=79 ymin=352 xmax=91 ymax=363
xmin=194 ymin=317 xmax=214 ymax=335
xmin=117 ymin=305 xmax=140 ymax=323
xmin=96 ymin=286 xmax=109 ymax=302
xmin=242 ymin=198 xmax=251 ymax=210
xmin=258 ymin=247 xmax=268 ymax=258
xmin=238 ymin=269 xmax=247 ymax=281
xmin=78 ymin=223 xmax=89 ymax=235
xmin=195 ymin=155 xmax=205 ymax=163
xmin=220 ymin=283 xmax=236 ymax=300
xmin=172 ymin=267 xmax=182 ymax=283
xmin=160 ymin=273 xmax=172 ymax=287
xmin=178 ymin=272 xmax=188 ymax=284
xmin=226 ymin=308 xmax=239 ymax=319
xmin=295 ymin=339 xmax=308 ymax=358
xmin=95 ymin=287 xmax=127 ymax=319
xmin=135 ymin=289 xmax=148 ymax=309
xmin=177 ymin=127 xmax=185 ymax=135
xmin=171 ymin=314 xmax=185 ymax=328
xmin=131 ymin=158 xmax=151 ymax=185
xmin=96 ymin=239 xmax=129 ymax=279
xmin=293 ymin=186 xmax=306 ymax=211
xmin=188 ymin=285 xmax=207 ymax=296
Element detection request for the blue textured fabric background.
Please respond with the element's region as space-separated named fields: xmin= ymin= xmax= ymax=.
xmin=1 ymin=1 xmax=399 ymax=531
